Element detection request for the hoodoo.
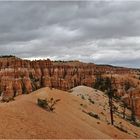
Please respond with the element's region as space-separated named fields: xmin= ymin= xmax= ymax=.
xmin=0 ymin=56 xmax=140 ymax=118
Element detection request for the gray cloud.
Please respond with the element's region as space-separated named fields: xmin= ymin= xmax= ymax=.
xmin=0 ymin=1 xmax=140 ymax=68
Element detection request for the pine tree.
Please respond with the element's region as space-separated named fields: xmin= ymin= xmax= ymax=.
xmin=106 ymin=75 xmax=115 ymax=125
xmin=131 ymin=96 xmax=136 ymax=123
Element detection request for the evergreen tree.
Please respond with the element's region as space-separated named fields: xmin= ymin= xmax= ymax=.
xmin=106 ymin=75 xmax=116 ymax=125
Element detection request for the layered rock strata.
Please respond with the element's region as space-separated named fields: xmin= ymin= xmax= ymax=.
xmin=0 ymin=57 xmax=97 ymax=100
xmin=0 ymin=56 xmax=140 ymax=118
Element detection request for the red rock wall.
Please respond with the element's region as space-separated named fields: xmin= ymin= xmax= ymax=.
xmin=0 ymin=57 xmax=133 ymax=99
xmin=0 ymin=57 xmax=97 ymax=100
xmin=1 ymin=56 xmax=140 ymax=118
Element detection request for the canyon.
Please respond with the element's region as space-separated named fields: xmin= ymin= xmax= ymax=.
xmin=0 ymin=56 xmax=140 ymax=118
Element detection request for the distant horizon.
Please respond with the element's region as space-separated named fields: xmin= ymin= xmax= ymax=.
xmin=0 ymin=54 xmax=138 ymax=69
xmin=23 ymin=57 xmax=140 ymax=69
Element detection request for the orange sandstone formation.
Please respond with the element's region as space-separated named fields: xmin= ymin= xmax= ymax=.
xmin=0 ymin=56 xmax=140 ymax=118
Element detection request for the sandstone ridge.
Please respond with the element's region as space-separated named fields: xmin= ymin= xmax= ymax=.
xmin=0 ymin=56 xmax=140 ymax=118
xmin=0 ymin=56 xmax=130 ymax=98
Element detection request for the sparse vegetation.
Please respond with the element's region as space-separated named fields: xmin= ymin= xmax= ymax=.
xmin=68 ymin=89 xmax=73 ymax=93
xmin=0 ymin=55 xmax=16 ymax=58
xmin=80 ymin=103 xmax=87 ymax=109
xmin=94 ymin=74 xmax=119 ymax=126
xmin=93 ymin=76 xmax=108 ymax=92
xmin=95 ymin=89 xmax=98 ymax=92
xmin=22 ymin=81 xmax=27 ymax=94
xmin=0 ymin=87 xmax=2 ymax=96
xmin=105 ymin=76 xmax=116 ymax=126
xmin=133 ymin=122 xmax=140 ymax=127
xmin=130 ymin=97 xmax=136 ymax=123
xmin=88 ymin=98 xmax=95 ymax=104
xmin=1 ymin=97 xmax=15 ymax=102
xmin=81 ymin=95 xmax=85 ymax=100
xmin=82 ymin=109 xmax=100 ymax=120
xmin=124 ymin=81 xmax=132 ymax=92
xmin=37 ymin=97 xmax=61 ymax=112
xmin=88 ymin=112 xmax=100 ymax=119
xmin=115 ymin=125 xmax=128 ymax=133
xmin=94 ymin=74 xmax=117 ymax=95
xmin=120 ymin=101 xmax=127 ymax=119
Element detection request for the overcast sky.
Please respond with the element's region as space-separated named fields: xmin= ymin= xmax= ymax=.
xmin=0 ymin=1 xmax=140 ymax=68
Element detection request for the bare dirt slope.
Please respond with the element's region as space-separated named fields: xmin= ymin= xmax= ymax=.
xmin=70 ymin=85 xmax=140 ymax=138
xmin=0 ymin=87 xmax=138 ymax=139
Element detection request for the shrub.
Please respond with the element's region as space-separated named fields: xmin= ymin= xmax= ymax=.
xmin=1 ymin=97 xmax=15 ymax=102
xmin=88 ymin=112 xmax=100 ymax=119
xmin=68 ymin=89 xmax=73 ymax=93
xmin=88 ymin=98 xmax=95 ymax=104
xmin=80 ymin=104 xmax=87 ymax=109
xmin=115 ymin=125 xmax=128 ymax=133
xmin=81 ymin=95 xmax=85 ymax=100
xmin=131 ymin=121 xmax=140 ymax=127
xmin=135 ymin=122 xmax=140 ymax=127
xmin=37 ymin=97 xmax=61 ymax=112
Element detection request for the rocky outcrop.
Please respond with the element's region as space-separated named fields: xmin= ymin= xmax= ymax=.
xmin=0 ymin=56 xmax=140 ymax=118
xmin=0 ymin=57 xmax=97 ymax=99
xmin=122 ymin=87 xmax=140 ymax=118
xmin=0 ymin=56 xmax=132 ymax=97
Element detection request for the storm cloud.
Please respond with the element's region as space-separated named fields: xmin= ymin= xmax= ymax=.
xmin=0 ymin=1 xmax=140 ymax=68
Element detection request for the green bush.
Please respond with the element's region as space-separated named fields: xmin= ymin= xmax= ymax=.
xmin=93 ymin=76 xmax=112 ymax=92
xmin=37 ymin=97 xmax=61 ymax=112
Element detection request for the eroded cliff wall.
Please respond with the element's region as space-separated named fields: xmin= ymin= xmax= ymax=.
xmin=0 ymin=56 xmax=140 ymax=118
xmin=0 ymin=57 xmax=96 ymax=100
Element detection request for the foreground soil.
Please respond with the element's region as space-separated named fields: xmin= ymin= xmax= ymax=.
xmin=0 ymin=87 xmax=139 ymax=139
